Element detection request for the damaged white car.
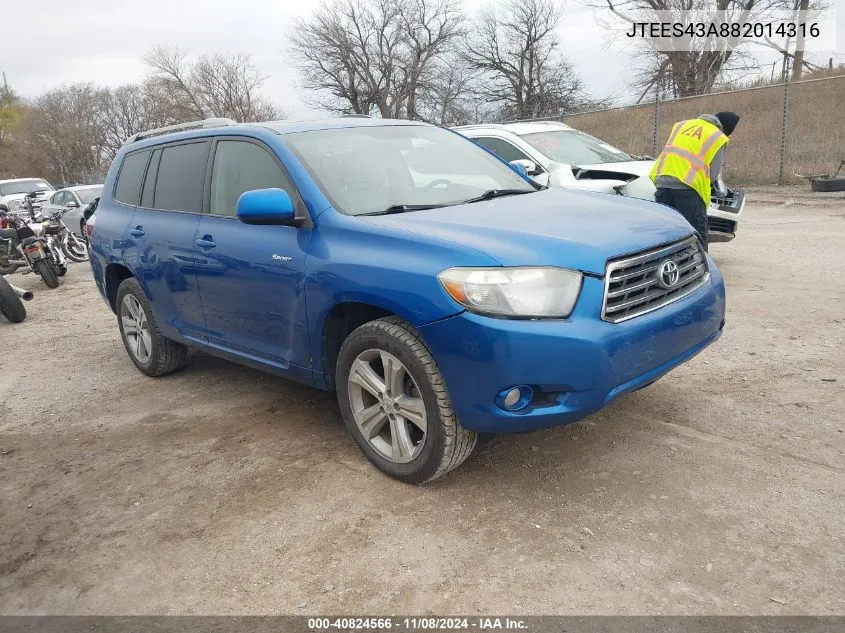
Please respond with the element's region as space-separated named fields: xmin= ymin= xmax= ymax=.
xmin=455 ymin=121 xmax=744 ymax=243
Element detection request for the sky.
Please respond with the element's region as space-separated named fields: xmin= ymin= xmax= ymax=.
xmin=3 ymin=0 xmax=843 ymax=118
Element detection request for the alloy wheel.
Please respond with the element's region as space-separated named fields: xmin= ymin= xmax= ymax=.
xmin=347 ymin=349 xmax=427 ymax=463
xmin=120 ymin=294 xmax=152 ymax=364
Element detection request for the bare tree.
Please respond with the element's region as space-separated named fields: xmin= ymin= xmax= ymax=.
xmin=416 ymin=62 xmax=480 ymax=125
xmin=289 ymin=0 xmax=463 ymax=119
xmin=144 ymin=46 xmax=285 ymax=122
xmin=462 ymin=0 xmax=591 ymax=120
xmin=25 ymin=83 xmax=112 ymax=184
xmin=99 ymin=84 xmax=151 ymax=160
xmin=629 ymin=47 xmax=761 ymax=101
xmin=595 ymin=0 xmax=827 ymax=98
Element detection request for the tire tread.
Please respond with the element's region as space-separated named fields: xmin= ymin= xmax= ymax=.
xmin=350 ymin=316 xmax=477 ymax=482
xmin=117 ymin=278 xmax=187 ymax=377
xmin=34 ymin=259 xmax=59 ymax=288
xmin=0 ymin=277 xmax=26 ymax=323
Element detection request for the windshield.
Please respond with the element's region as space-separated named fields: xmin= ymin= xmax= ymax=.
xmin=76 ymin=186 xmax=103 ymax=204
xmin=284 ymin=125 xmax=535 ymax=216
xmin=0 ymin=179 xmax=53 ymax=196
xmin=521 ymin=130 xmax=633 ymax=165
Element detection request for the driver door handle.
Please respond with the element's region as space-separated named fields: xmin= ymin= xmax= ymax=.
xmin=129 ymin=227 xmax=145 ymax=237
xmin=195 ymin=237 xmax=216 ymax=249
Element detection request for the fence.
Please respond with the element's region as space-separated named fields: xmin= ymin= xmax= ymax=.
xmin=561 ymin=74 xmax=845 ymax=185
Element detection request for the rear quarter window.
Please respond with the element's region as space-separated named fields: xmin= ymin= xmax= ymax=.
xmin=151 ymin=141 xmax=210 ymax=213
xmin=114 ymin=150 xmax=151 ymax=205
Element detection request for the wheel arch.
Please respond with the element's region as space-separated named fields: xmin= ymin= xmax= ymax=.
xmin=319 ymin=301 xmax=396 ymax=391
xmin=104 ymin=263 xmax=136 ymax=313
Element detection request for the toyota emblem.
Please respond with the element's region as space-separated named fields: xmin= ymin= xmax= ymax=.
xmin=658 ymin=259 xmax=680 ymax=288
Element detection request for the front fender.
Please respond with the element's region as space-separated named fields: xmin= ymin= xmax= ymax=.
xmin=303 ymin=211 xmax=499 ymax=383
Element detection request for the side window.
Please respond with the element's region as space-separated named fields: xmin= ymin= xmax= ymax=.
xmin=114 ymin=150 xmax=151 ymax=206
xmin=152 ymin=141 xmax=210 ymax=213
xmin=140 ymin=149 xmax=161 ymax=208
xmin=474 ymin=137 xmax=531 ymax=163
xmin=209 ymin=140 xmax=295 ymax=218
xmin=50 ymin=192 xmax=63 ymax=205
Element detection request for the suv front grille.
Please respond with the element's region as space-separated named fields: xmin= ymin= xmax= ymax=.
xmin=602 ymin=236 xmax=708 ymax=323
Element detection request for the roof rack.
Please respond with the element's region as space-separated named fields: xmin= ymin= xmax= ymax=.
xmin=125 ymin=118 xmax=238 ymax=145
xmin=339 ymin=114 xmax=374 ymax=118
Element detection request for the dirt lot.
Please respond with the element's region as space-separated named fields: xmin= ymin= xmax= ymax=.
xmin=1 ymin=187 xmax=843 ymax=615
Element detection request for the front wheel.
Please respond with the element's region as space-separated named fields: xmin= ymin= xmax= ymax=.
xmin=336 ymin=316 xmax=477 ymax=484
xmin=0 ymin=276 xmax=26 ymax=323
xmin=62 ymin=232 xmax=88 ymax=262
xmin=33 ymin=259 xmax=59 ymax=288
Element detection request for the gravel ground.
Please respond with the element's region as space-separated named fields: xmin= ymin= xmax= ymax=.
xmin=0 ymin=186 xmax=843 ymax=615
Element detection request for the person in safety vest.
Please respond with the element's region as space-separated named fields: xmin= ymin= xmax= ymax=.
xmin=650 ymin=112 xmax=740 ymax=251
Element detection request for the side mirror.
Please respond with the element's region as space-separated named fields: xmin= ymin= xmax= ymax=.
xmin=509 ymin=159 xmax=540 ymax=177
xmin=66 ymin=200 xmax=80 ymax=208
xmin=236 ymin=188 xmax=299 ymax=226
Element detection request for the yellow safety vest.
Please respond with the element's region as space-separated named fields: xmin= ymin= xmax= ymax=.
xmin=649 ymin=118 xmax=729 ymax=204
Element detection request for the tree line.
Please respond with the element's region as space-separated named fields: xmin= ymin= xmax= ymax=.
xmin=0 ymin=0 xmax=825 ymax=185
xmin=290 ymin=0 xmax=604 ymax=123
xmin=0 ymin=47 xmax=283 ymax=185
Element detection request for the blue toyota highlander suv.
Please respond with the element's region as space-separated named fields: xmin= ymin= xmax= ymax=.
xmin=89 ymin=117 xmax=726 ymax=483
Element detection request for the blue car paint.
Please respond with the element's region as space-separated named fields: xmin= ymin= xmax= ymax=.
xmin=419 ymin=261 xmax=725 ymax=432
xmin=359 ymin=188 xmax=696 ymax=274
xmin=236 ymin=188 xmax=296 ymax=223
xmin=90 ymin=118 xmax=726 ymax=434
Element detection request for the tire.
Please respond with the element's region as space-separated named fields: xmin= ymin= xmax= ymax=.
xmin=811 ymin=176 xmax=845 ymax=192
xmin=336 ymin=316 xmax=477 ymax=484
xmin=62 ymin=233 xmax=88 ymax=262
xmin=34 ymin=259 xmax=59 ymax=288
xmin=115 ymin=277 xmax=187 ymax=377
xmin=0 ymin=276 xmax=26 ymax=323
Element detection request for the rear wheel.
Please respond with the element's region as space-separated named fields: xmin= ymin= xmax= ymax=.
xmin=116 ymin=277 xmax=187 ymax=377
xmin=34 ymin=259 xmax=59 ymax=288
xmin=0 ymin=276 xmax=26 ymax=323
xmin=336 ymin=316 xmax=477 ymax=484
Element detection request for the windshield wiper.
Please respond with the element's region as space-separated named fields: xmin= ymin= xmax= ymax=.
xmin=361 ymin=204 xmax=445 ymax=216
xmin=461 ymin=189 xmax=535 ymax=204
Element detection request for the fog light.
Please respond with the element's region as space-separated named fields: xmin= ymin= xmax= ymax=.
xmin=503 ymin=387 xmax=520 ymax=408
xmin=495 ymin=385 xmax=534 ymax=412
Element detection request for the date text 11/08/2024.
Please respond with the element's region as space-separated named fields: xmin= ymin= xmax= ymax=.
xmin=308 ymin=617 xmax=528 ymax=630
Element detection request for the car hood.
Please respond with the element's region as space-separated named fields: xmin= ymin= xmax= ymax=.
xmin=1 ymin=191 xmax=55 ymax=205
xmin=571 ymin=160 xmax=656 ymax=200
xmin=358 ymin=188 xmax=694 ymax=275
xmin=576 ymin=160 xmax=654 ymax=176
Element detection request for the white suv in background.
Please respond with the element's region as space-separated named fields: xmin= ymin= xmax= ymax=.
xmin=0 ymin=178 xmax=56 ymax=217
xmin=455 ymin=121 xmax=745 ymax=243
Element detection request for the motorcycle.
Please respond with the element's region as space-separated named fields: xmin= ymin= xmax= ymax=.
xmin=0 ymin=193 xmax=67 ymax=288
xmin=0 ymin=275 xmax=33 ymax=323
xmin=42 ymin=206 xmax=89 ymax=263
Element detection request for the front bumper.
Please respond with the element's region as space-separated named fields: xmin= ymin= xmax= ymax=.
xmin=708 ymin=189 xmax=745 ymax=242
xmin=419 ymin=259 xmax=726 ymax=433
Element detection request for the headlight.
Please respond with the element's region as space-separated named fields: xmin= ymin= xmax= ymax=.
xmin=438 ymin=267 xmax=583 ymax=318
